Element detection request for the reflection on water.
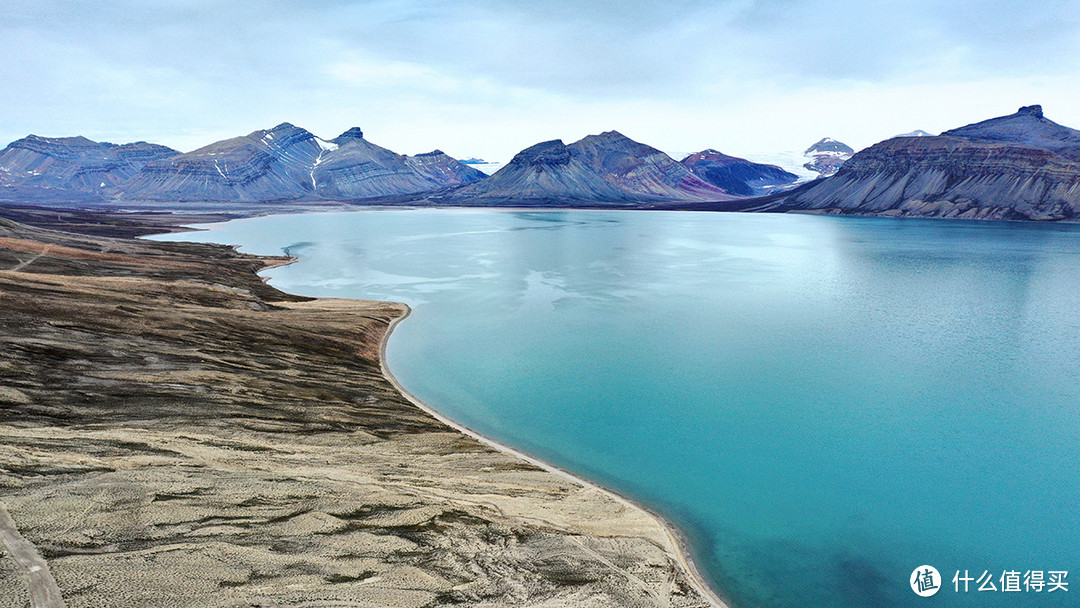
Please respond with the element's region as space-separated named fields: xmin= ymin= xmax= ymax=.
xmin=151 ymin=210 xmax=1080 ymax=608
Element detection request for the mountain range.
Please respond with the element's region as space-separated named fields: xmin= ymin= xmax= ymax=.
xmin=765 ymin=105 xmax=1080 ymax=221
xmin=0 ymin=136 xmax=179 ymax=201
xmin=442 ymin=131 xmax=758 ymax=204
xmin=6 ymin=107 xmax=1077 ymax=220
xmin=0 ymin=124 xmax=486 ymax=203
xmin=0 ymin=128 xmax=792 ymax=205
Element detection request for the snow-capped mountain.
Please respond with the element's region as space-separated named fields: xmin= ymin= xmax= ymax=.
xmin=802 ymin=137 xmax=854 ymax=177
xmin=894 ymin=130 xmax=933 ymax=138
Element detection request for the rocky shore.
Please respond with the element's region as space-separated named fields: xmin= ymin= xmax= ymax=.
xmin=0 ymin=206 xmax=717 ymax=608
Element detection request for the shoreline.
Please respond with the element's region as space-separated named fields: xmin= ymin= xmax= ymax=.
xmin=378 ymin=305 xmax=732 ymax=608
xmin=2 ymin=207 xmax=728 ymax=606
xmin=156 ymin=208 xmax=734 ymax=608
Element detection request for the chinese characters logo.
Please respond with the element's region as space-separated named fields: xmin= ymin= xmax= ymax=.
xmin=911 ymin=565 xmax=941 ymax=597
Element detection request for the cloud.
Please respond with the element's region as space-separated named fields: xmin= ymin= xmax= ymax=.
xmin=2 ymin=0 xmax=1080 ymax=160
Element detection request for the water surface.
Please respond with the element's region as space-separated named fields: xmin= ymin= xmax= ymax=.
xmin=152 ymin=210 xmax=1080 ymax=608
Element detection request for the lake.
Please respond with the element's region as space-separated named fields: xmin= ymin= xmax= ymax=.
xmin=151 ymin=209 xmax=1080 ymax=608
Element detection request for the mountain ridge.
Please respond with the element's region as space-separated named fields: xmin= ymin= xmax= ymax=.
xmin=766 ymin=105 xmax=1080 ymax=221
xmin=0 ymin=135 xmax=179 ymax=200
xmin=0 ymin=125 xmax=486 ymax=204
xmin=445 ymin=131 xmax=733 ymax=204
xmin=680 ymin=149 xmax=798 ymax=196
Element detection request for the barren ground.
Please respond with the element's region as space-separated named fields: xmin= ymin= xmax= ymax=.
xmin=0 ymin=206 xmax=714 ymax=608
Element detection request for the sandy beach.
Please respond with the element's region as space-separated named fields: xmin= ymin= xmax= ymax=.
xmin=0 ymin=206 xmax=724 ymax=608
xmin=381 ymin=306 xmax=730 ymax=608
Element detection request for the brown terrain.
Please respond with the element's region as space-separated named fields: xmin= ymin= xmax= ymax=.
xmin=0 ymin=206 xmax=718 ymax=608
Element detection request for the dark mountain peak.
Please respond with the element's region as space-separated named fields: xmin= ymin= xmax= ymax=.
xmin=9 ymin=135 xmax=177 ymax=158
xmin=456 ymin=131 xmax=730 ymax=203
xmin=681 ymin=149 xmax=798 ymax=196
xmin=510 ymin=139 xmax=570 ymax=166
xmin=1018 ymin=104 xmax=1043 ymax=118
xmin=335 ymin=127 xmax=365 ymax=141
xmin=237 ymin=122 xmax=310 ymax=140
xmin=114 ymin=141 xmax=181 ymax=158
xmin=572 ymin=131 xmax=645 ymax=154
xmin=19 ymin=134 xmax=101 ymax=147
xmin=942 ymin=105 xmax=1080 ymax=154
xmin=570 ymin=130 xmax=669 ymax=172
xmin=682 ymin=149 xmax=745 ymax=165
xmin=585 ymin=130 xmax=629 ymax=142
xmin=805 ymin=138 xmax=854 ymax=155
xmin=3 ymin=135 xmax=120 ymax=163
xmin=264 ymin=122 xmax=314 ymax=139
xmin=414 ymin=149 xmax=445 ymax=157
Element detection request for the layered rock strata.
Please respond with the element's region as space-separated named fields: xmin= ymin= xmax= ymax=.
xmin=448 ymin=131 xmax=731 ymax=204
xmin=680 ymin=150 xmax=798 ymax=196
xmin=769 ymin=106 xmax=1080 ymax=220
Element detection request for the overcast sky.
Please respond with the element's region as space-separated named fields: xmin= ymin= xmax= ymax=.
xmin=4 ymin=0 xmax=1080 ymax=162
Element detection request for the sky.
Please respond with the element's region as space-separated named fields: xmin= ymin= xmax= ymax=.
xmin=4 ymin=0 xmax=1080 ymax=163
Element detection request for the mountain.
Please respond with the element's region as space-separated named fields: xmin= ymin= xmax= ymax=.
xmin=0 ymin=125 xmax=485 ymax=204
xmin=680 ymin=149 xmax=798 ymax=196
xmin=894 ymin=129 xmax=933 ymax=138
xmin=766 ymin=105 xmax=1080 ymax=221
xmin=448 ymin=131 xmax=731 ymax=204
xmin=941 ymin=105 xmax=1080 ymax=160
xmin=120 ymin=123 xmax=325 ymax=202
xmin=305 ymin=128 xmax=486 ymax=200
xmin=0 ymin=135 xmax=178 ymax=201
xmin=121 ymin=124 xmax=486 ymax=202
xmin=803 ymin=137 xmax=854 ymax=177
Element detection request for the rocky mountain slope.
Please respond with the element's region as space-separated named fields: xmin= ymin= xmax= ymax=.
xmin=120 ymin=124 xmax=487 ymax=202
xmin=680 ymin=149 xmax=798 ymax=196
xmin=767 ymin=105 xmax=1080 ymax=221
xmin=942 ymin=105 xmax=1080 ymax=160
xmin=0 ymin=136 xmax=178 ymax=201
xmin=447 ymin=131 xmax=731 ymax=204
xmin=803 ymin=137 xmax=854 ymax=177
xmin=0 ymin=126 xmax=485 ymax=204
xmin=120 ymin=123 xmax=329 ymax=202
xmin=308 ymin=128 xmax=485 ymax=200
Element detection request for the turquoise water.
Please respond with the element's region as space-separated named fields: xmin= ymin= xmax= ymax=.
xmin=152 ymin=210 xmax=1080 ymax=608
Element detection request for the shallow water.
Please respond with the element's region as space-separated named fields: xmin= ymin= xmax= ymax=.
xmin=152 ymin=209 xmax=1080 ymax=608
